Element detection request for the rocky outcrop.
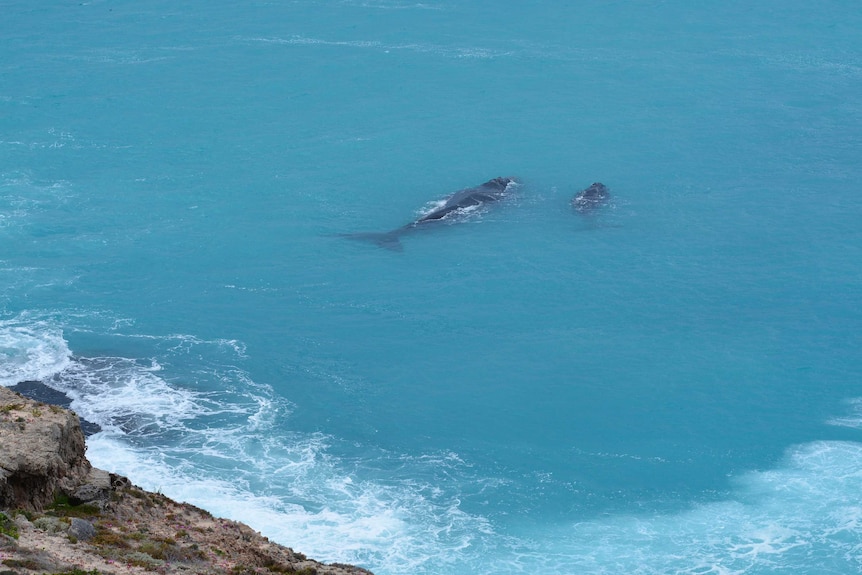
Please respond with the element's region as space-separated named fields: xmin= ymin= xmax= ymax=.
xmin=0 ymin=386 xmax=374 ymax=575
xmin=0 ymin=386 xmax=92 ymax=511
xmin=8 ymin=380 xmax=102 ymax=435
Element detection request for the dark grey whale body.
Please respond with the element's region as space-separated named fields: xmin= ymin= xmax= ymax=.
xmin=572 ymin=182 xmax=610 ymax=213
xmin=341 ymin=176 xmax=519 ymax=251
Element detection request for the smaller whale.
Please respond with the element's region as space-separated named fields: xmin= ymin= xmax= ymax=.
xmin=572 ymin=182 xmax=610 ymax=214
xmin=340 ymin=176 xmax=520 ymax=251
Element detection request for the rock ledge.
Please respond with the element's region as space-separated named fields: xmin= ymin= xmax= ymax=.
xmin=1 ymin=386 xmax=373 ymax=575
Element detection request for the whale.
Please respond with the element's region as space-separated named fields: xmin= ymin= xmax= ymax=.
xmin=572 ymin=182 xmax=610 ymax=214
xmin=339 ymin=176 xmax=520 ymax=251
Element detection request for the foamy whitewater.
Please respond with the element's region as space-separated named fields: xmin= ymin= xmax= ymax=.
xmin=3 ymin=2 xmax=862 ymax=573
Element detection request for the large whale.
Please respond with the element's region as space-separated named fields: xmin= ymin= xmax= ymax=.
xmin=572 ymin=182 xmax=610 ymax=214
xmin=340 ymin=176 xmax=520 ymax=251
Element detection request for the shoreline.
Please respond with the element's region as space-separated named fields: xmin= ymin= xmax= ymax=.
xmin=7 ymin=380 xmax=103 ymax=436
xmin=0 ymin=384 xmax=374 ymax=575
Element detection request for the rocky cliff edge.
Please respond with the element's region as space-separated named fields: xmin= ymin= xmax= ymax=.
xmin=0 ymin=385 xmax=373 ymax=575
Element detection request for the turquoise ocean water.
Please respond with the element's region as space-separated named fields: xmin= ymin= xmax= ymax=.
xmin=3 ymin=1 xmax=862 ymax=573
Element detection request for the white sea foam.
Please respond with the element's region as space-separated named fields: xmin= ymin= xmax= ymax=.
xmin=338 ymin=0 xmax=444 ymax=10
xmin=827 ymin=397 xmax=862 ymax=430
xmin=0 ymin=323 xmax=478 ymax=571
xmin=111 ymin=332 xmax=249 ymax=360
xmin=465 ymin=441 xmax=862 ymax=575
xmin=33 ymin=330 xmax=493 ymax=572
xmin=0 ymin=318 xmax=71 ymax=386
xmin=1 ymin=173 xmax=74 ymax=221
xmin=49 ymin=356 xmax=212 ymax=436
xmin=86 ymin=429 xmax=494 ymax=574
xmin=716 ymin=49 xmax=862 ymax=78
xmin=7 ymin=326 xmax=862 ymax=573
xmin=238 ymin=35 xmax=512 ymax=59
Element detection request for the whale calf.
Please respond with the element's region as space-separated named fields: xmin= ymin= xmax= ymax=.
xmin=340 ymin=176 xmax=519 ymax=251
xmin=572 ymin=182 xmax=610 ymax=213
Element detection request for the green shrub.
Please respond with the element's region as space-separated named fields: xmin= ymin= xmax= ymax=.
xmin=9 ymin=508 xmax=35 ymax=521
xmin=47 ymin=493 xmax=101 ymax=518
xmin=0 ymin=513 xmax=19 ymax=539
xmin=3 ymin=558 xmax=40 ymax=569
xmin=124 ymin=551 xmax=164 ymax=568
xmin=90 ymin=529 xmax=132 ymax=549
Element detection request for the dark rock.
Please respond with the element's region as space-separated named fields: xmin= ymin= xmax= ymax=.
xmin=69 ymin=517 xmax=96 ymax=541
xmin=7 ymin=381 xmax=102 ymax=436
xmin=8 ymin=381 xmax=72 ymax=408
xmin=110 ymin=472 xmax=132 ymax=489
xmin=69 ymin=468 xmax=112 ymax=505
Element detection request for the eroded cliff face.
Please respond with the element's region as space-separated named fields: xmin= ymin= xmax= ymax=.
xmin=0 ymin=386 xmax=91 ymax=511
xmin=0 ymin=385 xmax=374 ymax=575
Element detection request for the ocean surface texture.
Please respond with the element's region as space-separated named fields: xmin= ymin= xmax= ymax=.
xmin=2 ymin=2 xmax=861 ymax=573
